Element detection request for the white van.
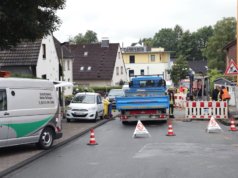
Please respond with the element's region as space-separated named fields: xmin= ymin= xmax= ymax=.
xmin=0 ymin=78 xmax=63 ymax=149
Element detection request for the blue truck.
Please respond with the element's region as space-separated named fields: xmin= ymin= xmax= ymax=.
xmin=116 ymin=75 xmax=170 ymax=124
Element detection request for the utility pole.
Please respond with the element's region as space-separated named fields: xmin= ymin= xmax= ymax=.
xmin=237 ymin=0 xmax=238 ymax=85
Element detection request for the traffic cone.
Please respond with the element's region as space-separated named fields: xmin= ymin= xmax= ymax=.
xmin=87 ymin=129 xmax=98 ymax=145
xmin=166 ymin=121 xmax=176 ymax=136
xmin=229 ymin=118 xmax=237 ymax=131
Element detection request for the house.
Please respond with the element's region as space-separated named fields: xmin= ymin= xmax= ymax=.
xmin=223 ymin=39 xmax=236 ymax=66
xmin=0 ymin=35 xmax=59 ymax=81
xmin=188 ymin=60 xmax=208 ymax=75
xmin=53 ymin=37 xmax=74 ymax=95
xmin=122 ymin=44 xmax=171 ymax=80
xmin=68 ymin=39 xmax=127 ymax=87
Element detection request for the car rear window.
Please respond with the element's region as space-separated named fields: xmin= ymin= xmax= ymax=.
xmin=108 ymin=89 xmax=124 ymax=97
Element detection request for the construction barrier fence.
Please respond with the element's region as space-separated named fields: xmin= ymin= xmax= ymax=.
xmin=185 ymin=101 xmax=228 ymax=120
xmin=174 ymin=93 xmax=186 ymax=109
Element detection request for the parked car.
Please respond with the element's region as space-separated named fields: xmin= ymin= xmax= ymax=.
xmin=66 ymin=92 xmax=104 ymax=122
xmin=108 ymin=89 xmax=125 ymax=109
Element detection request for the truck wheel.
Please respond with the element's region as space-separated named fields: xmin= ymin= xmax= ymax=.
xmin=36 ymin=127 xmax=54 ymax=150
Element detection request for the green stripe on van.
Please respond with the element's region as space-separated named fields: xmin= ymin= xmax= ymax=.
xmin=8 ymin=116 xmax=53 ymax=138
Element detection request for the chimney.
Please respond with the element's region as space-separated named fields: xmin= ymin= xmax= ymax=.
xmin=101 ymin=37 xmax=109 ymax=48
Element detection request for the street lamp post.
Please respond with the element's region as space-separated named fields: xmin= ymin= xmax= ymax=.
xmin=60 ymin=43 xmax=66 ymax=117
xmin=188 ymin=68 xmax=195 ymax=100
xmin=237 ymin=0 xmax=238 ymax=85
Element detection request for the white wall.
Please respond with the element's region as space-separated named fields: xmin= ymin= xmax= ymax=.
xmin=63 ymin=59 xmax=73 ymax=95
xmin=37 ymin=35 xmax=59 ymax=81
xmin=111 ymin=46 xmax=128 ymax=85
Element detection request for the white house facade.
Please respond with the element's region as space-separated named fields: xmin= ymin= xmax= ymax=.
xmin=111 ymin=46 xmax=128 ymax=85
xmin=37 ymin=35 xmax=59 ymax=81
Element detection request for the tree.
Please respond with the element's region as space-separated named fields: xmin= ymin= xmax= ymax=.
xmin=140 ymin=38 xmax=153 ymax=47
xmin=203 ymin=17 xmax=236 ymax=71
xmin=0 ymin=0 xmax=65 ymax=49
xmin=152 ymin=28 xmax=177 ymax=51
xmin=192 ymin=26 xmax=213 ymax=60
xmin=152 ymin=25 xmax=183 ymax=57
xmin=170 ymin=55 xmax=189 ymax=86
xmin=208 ymin=69 xmax=223 ymax=91
xmin=70 ymin=30 xmax=98 ymax=44
xmin=177 ymin=31 xmax=197 ymax=61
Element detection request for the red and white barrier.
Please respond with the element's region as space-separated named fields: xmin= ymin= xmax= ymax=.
xmin=174 ymin=93 xmax=186 ymax=109
xmin=185 ymin=101 xmax=228 ymax=120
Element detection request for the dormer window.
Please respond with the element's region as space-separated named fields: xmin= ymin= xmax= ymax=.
xmin=87 ymin=66 xmax=91 ymax=71
xmin=84 ymin=51 xmax=88 ymax=56
xmin=80 ymin=66 xmax=84 ymax=71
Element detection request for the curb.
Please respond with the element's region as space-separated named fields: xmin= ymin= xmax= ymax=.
xmin=0 ymin=118 xmax=112 ymax=178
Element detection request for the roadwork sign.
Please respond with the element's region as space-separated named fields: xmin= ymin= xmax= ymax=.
xmin=224 ymin=60 xmax=238 ymax=75
xmin=133 ymin=120 xmax=151 ymax=138
xmin=207 ymin=116 xmax=222 ymax=133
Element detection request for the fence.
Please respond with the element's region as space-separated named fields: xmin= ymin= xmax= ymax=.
xmin=174 ymin=93 xmax=186 ymax=109
xmin=185 ymin=101 xmax=228 ymax=120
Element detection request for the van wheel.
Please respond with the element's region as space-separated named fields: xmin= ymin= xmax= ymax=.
xmin=37 ymin=127 xmax=54 ymax=150
xmin=67 ymin=118 xmax=71 ymax=122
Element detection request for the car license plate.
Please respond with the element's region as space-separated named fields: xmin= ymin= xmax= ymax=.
xmin=74 ymin=112 xmax=83 ymax=115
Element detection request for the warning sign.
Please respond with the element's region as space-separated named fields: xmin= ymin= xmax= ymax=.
xmin=224 ymin=60 xmax=238 ymax=75
xmin=207 ymin=117 xmax=222 ymax=133
xmin=133 ymin=120 xmax=150 ymax=138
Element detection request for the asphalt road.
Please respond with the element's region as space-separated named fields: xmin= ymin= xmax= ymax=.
xmin=4 ymin=117 xmax=238 ymax=178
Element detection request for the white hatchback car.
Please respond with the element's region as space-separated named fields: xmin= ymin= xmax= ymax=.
xmin=66 ymin=92 xmax=104 ymax=122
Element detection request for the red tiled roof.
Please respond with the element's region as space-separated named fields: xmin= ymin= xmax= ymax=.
xmin=69 ymin=43 xmax=119 ymax=80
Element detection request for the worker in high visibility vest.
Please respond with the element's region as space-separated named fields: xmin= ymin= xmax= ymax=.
xmin=168 ymin=89 xmax=175 ymax=118
xmin=221 ymin=86 xmax=231 ymax=104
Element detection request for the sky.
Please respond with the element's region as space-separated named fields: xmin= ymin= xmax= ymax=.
xmin=54 ymin=0 xmax=236 ymax=47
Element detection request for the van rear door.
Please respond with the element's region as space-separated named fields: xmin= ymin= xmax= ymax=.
xmin=0 ymin=89 xmax=8 ymax=142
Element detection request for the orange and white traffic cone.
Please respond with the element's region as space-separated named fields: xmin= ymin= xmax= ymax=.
xmin=229 ymin=118 xmax=237 ymax=131
xmin=166 ymin=121 xmax=176 ymax=136
xmin=87 ymin=129 xmax=98 ymax=145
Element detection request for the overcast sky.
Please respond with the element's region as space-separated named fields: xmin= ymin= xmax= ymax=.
xmin=54 ymin=0 xmax=236 ymax=46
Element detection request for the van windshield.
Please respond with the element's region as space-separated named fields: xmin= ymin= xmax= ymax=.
xmin=71 ymin=94 xmax=95 ymax=104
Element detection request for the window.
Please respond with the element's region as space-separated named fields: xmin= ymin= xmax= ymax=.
xmin=121 ymin=66 xmax=123 ymax=75
xmin=97 ymin=95 xmax=102 ymax=104
xmin=42 ymin=44 xmax=46 ymax=59
xmin=129 ymin=70 xmax=134 ymax=77
xmin=80 ymin=66 xmax=84 ymax=71
xmin=140 ymin=69 xmax=144 ymax=75
xmin=116 ymin=67 xmax=119 ymax=75
xmin=150 ymin=55 xmax=155 ymax=62
xmin=67 ymin=60 xmax=70 ymax=70
xmin=42 ymin=74 xmax=47 ymax=79
xmin=129 ymin=56 xmax=135 ymax=63
xmin=0 ymin=90 xmax=7 ymax=111
xmin=64 ymin=61 xmax=66 ymax=71
xmin=88 ymin=66 xmax=91 ymax=71
xmin=84 ymin=51 xmax=88 ymax=56
xmin=160 ymin=54 xmax=162 ymax=61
